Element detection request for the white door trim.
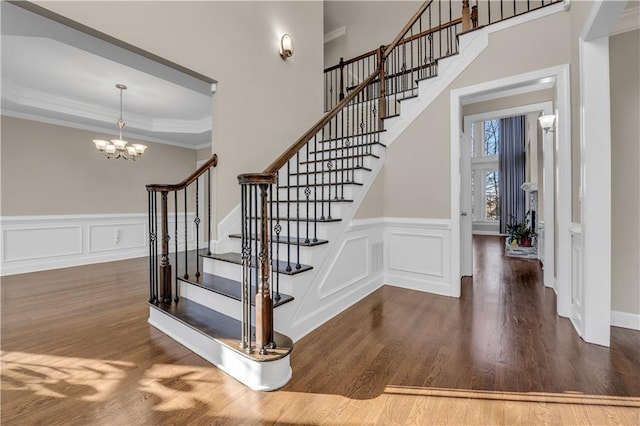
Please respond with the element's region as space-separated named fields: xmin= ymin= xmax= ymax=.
xmin=450 ymin=64 xmax=571 ymax=316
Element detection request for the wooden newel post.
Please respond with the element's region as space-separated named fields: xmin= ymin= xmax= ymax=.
xmin=256 ymin=183 xmax=274 ymax=354
xmin=462 ymin=0 xmax=471 ymax=32
xmin=339 ymin=57 xmax=345 ymax=101
xmin=159 ymin=191 xmax=172 ymax=304
xmin=377 ymin=45 xmax=387 ymax=131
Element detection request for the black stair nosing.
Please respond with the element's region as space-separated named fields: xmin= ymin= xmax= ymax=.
xmin=278 ymin=182 xmax=363 ymax=189
xmin=309 ymin=141 xmax=387 ymax=155
xmin=289 ymin=166 xmax=372 ymax=176
xmin=249 ymin=216 xmax=343 ymax=223
xmin=299 ymin=153 xmax=380 ymax=165
xmin=178 ymin=272 xmax=294 ymax=308
xmin=229 ymin=233 xmax=329 ymax=247
xmin=150 ymin=299 xmax=293 ymax=361
xmin=203 ymin=251 xmax=313 ymax=276
xmin=318 ymin=129 xmax=386 ymax=144
xmin=382 ymin=113 xmax=401 ymax=121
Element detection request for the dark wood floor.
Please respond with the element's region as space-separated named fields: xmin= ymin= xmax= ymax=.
xmin=2 ymin=235 xmax=639 ymax=425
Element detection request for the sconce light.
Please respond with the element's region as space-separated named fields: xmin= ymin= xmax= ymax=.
xmin=538 ymin=114 xmax=556 ymax=134
xmin=279 ymin=34 xmax=294 ymax=60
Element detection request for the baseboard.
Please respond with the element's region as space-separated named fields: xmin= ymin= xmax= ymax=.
xmin=610 ymin=310 xmax=640 ymax=331
xmin=0 ymin=213 xmax=198 ymax=276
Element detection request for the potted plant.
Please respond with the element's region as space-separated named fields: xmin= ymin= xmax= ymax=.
xmin=506 ymin=211 xmax=537 ymax=247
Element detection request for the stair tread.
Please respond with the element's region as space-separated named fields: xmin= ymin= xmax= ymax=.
xmin=310 ymin=141 xmax=386 ymax=155
xmin=251 ymin=216 xmax=343 ymax=223
xmin=179 ymin=272 xmax=294 ymax=307
xmin=278 ymin=182 xmax=363 ymax=188
xmin=289 ymin=166 xmax=372 ymax=176
xmin=319 ymin=129 xmax=386 ymax=144
xmin=151 ymin=299 xmax=293 ymax=361
xmin=300 ymin=153 xmax=380 ymax=165
xmin=204 ymin=252 xmax=313 ymax=276
xmin=229 ymin=233 xmax=329 ymax=247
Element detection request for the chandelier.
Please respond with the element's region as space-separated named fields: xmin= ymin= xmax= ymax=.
xmin=92 ymin=84 xmax=147 ymax=160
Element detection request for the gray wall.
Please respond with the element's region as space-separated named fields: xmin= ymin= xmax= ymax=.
xmin=1 ymin=116 xmax=197 ymax=215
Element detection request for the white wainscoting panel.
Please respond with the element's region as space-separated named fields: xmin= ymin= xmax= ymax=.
xmin=319 ymin=235 xmax=369 ymax=298
xmin=89 ymin=222 xmax=147 ymax=253
xmin=3 ymin=225 xmax=83 ymax=262
xmin=1 ymin=213 xmax=198 ymax=276
xmin=383 ymin=218 xmax=453 ymax=296
xmin=570 ymin=223 xmax=584 ymax=336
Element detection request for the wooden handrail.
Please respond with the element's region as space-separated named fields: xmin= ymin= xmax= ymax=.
xmin=323 ymin=15 xmax=460 ymax=74
xmin=383 ymin=0 xmax=434 ymax=58
xmin=147 ymin=154 xmax=218 ymax=192
xmin=264 ymin=71 xmax=380 ymax=174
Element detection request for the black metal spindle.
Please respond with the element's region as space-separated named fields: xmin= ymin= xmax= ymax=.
xmin=148 ymin=192 xmax=155 ymax=304
xmin=286 ymin=161 xmax=292 ymax=272
xmin=195 ymin=178 xmax=200 ymax=279
xmin=207 ymin=168 xmax=212 ymax=256
xmin=183 ymin=187 xmax=188 ymax=280
xmin=295 ymin=152 xmax=301 ymax=269
xmin=174 ymin=191 xmax=179 ymax=303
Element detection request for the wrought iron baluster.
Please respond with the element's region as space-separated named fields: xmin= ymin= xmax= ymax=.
xmin=207 ymin=168 xmax=212 ymax=256
xmin=183 ymin=188 xmax=188 ymax=279
xmin=174 ymin=191 xmax=179 ymax=303
xmin=195 ymin=178 xmax=200 ymax=279
xmin=286 ymin=161 xmax=291 ymax=272
xmin=295 ymin=152 xmax=301 ymax=269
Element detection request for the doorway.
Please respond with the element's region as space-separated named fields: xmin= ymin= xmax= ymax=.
xmin=460 ymin=101 xmax=555 ymax=291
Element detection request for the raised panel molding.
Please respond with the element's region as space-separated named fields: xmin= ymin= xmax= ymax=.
xmin=0 ymin=214 xmax=197 ymax=276
xmin=318 ymin=235 xmax=369 ymax=298
xmin=381 ymin=218 xmax=453 ymax=297
xmin=388 ymin=232 xmax=444 ymax=277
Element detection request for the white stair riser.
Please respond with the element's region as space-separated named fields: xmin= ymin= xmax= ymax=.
xmin=202 ymin=258 xmax=300 ymax=295
xmin=225 ymin=238 xmax=328 ymax=266
xmin=276 ymin=184 xmax=356 ymax=201
xmin=271 ymin=202 xmax=346 ymax=219
xmin=276 ymin=169 xmax=369 ymax=187
xmin=149 ymin=307 xmax=292 ymax=391
xmin=179 ymin=280 xmax=246 ymax=321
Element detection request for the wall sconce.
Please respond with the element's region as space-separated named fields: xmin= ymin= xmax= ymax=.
xmin=279 ymin=34 xmax=294 ymax=60
xmin=538 ymin=114 xmax=556 ymax=134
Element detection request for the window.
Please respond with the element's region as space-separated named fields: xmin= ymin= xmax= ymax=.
xmin=471 ymin=120 xmax=500 ymax=222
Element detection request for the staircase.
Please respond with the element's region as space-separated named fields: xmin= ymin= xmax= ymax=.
xmin=146 ymin=0 xmax=564 ymax=391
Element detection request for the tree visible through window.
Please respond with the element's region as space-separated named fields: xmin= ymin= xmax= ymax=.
xmin=484 ymin=119 xmax=499 ymax=156
xmin=471 ymin=120 xmax=500 ymax=222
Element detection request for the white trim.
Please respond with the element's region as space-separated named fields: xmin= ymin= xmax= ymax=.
xmin=451 ymin=64 xmax=572 ymax=316
xmin=0 ymin=213 xmax=198 ymax=276
xmin=579 ymin=33 xmax=612 ymax=347
xmin=611 ymin=5 xmax=640 ymax=36
xmin=324 ymin=26 xmax=346 ymax=44
xmin=1 ymin=109 xmax=205 ymax=150
xmin=610 ymin=310 xmax=640 ymax=331
xmin=472 ymin=230 xmax=502 ymax=236
xmin=582 ymin=0 xmax=627 ymax=41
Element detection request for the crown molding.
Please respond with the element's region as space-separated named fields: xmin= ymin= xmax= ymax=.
xmin=1 ymin=110 xmax=206 ymax=149
xmin=611 ymin=4 xmax=640 ymax=36
xmin=2 ymin=79 xmax=212 ymax=134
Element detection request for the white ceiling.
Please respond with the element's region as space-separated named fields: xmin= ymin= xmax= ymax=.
xmin=1 ymin=2 xmax=214 ymax=149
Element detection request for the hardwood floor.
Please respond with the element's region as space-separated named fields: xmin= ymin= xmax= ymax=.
xmin=2 ymin=235 xmax=639 ymax=425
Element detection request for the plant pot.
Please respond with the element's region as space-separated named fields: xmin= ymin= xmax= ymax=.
xmin=520 ymin=237 xmax=532 ymax=247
